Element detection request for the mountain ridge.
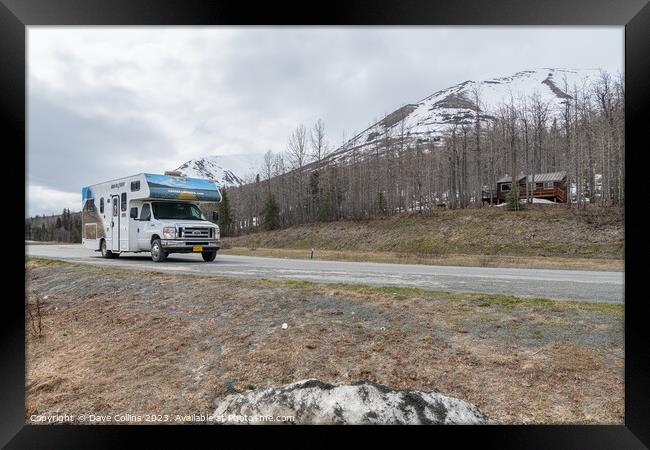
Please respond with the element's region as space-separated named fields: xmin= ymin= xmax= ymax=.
xmin=174 ymin=68 xmax=604 ymax=184
xmin=174 ymin=153 xmax=260 ymax=187
xmin=321 ymin=67 xmax=601 ymax=166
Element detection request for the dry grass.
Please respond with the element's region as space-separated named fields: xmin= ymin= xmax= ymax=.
xmin=25 ymin=259 xmax=623 ymax=424
xmin=221 ymin=247 xmax=623 ymax=271
xmin=224 ymin=206 xmax=624 ymax=265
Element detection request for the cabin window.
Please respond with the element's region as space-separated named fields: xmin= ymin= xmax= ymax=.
xmin=140 ymin=204 xmax=151 ymax=221
xmin=500 ymin=183 xmax=511 ymax=192
xmin=121 ymin=193 xmax=127 ymax=212
xmin=131 ymin=181 xmax=140 ymax=191
xmin=544 ymin=181 xmax=554 ymax=189
xmin=99 ymin=197 xmax=104 ymax=213
xmin=86 ymin=199 xmax=95 ymax=212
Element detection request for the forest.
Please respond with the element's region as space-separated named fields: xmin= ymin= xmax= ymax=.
xmin=25 ymin=209 xmax=82 ymax=243
xmin=223 ymin=71 xmax=624 ymax=236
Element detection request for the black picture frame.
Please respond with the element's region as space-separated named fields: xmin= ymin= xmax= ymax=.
xmin=3 ymin=0 xmax=648 ymax=447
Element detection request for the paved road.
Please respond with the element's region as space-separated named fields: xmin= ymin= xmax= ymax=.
xmin=26 ymin=244 xmax=624 ymax=303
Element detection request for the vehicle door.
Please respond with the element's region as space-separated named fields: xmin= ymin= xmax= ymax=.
xmin=137 ymin=203 xmax=152 ymax=250
xmin=120 ymin=192 xmax=128 ymax=251
xmin=111 ymin=194 xmax=120 ymax=251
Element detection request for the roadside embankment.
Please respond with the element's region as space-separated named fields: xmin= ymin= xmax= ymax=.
xmin=223 ymin=206 xmax=624 ymax=271
xmin=26 ymin=258 xmax=623 ymax=424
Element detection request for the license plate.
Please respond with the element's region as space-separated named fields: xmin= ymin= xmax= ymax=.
xmin=192 ymin=245 xmax=203 ymax=252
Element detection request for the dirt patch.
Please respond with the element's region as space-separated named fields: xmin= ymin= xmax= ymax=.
xmin=25 ymin=259 xmax=623 ymax=424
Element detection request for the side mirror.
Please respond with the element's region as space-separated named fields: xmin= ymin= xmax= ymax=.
xmin=130 ymin=207 xmax=138 ymax=219
xmin=212 ymin=211 xmax=219 ymax=222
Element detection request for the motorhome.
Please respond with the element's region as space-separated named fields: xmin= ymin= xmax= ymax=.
xmin=81 ymin=172 xmax=222 ymax=262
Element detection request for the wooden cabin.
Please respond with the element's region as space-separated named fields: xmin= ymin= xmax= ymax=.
xmin=490 ymin=171 xmax=567 ymax=204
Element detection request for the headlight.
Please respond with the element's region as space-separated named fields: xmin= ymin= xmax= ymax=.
xmin=214 ymin=227 xmax=220 ymax=240
xmin=163 ymin=227 xmax=176 ymax=239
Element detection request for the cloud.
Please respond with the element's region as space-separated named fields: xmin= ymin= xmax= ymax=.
xmin=27 ymin=26 xmax=623 ymax=216
xmin=27 ymin=184 xmax=79 ymax=217
xmin=28 ymin=82 xmax=175 ymax=191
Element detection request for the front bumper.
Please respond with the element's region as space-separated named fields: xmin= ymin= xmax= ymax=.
xmin=161 ymin=239 xmax=220 ymax=253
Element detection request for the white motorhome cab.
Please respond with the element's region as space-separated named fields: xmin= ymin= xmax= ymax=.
xmin=81 ymin=172 xmax=221 ymax=262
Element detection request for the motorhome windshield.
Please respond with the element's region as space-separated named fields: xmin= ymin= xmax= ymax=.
xmin=152 ymin=202 xmax=204 ymax=220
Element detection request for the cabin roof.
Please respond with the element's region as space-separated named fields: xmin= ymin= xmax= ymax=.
xmin=496 ymin=174 xmax=526 ymax=183
xmin=497 ymin=171 xmax=567 ymax=184
xmin=525 ymin=171 xmax=567 ymax=183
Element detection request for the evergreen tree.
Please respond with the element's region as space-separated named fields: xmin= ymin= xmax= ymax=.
xmin=377 ymin=191 xmax=387 ymax=215
xmin=217 ymin=188 xmax=233 ymax=236
xmin=506 ymin=190 xmax=525 ymax=211
xmin=260 ymin=192 xmax=280 ymax=231
xmin=62 ymin=208 xmax=70 ymax=231
xmin=317 ymin=195 xmax=331 ymax=222
xmin=309 ymin=170 xmax=320 ymax=221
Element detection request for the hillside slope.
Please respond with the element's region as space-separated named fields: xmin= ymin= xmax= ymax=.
xmin=317 ymin=68 xmax=600 ymax=167
xmin=223 ymin=206 xmax=623 ymax=268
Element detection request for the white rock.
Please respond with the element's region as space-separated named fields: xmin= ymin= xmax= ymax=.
xmin=281 ymin=323 xmax=288 ymax=330
xmin=213 ymin=379 xmax=490 ymax=425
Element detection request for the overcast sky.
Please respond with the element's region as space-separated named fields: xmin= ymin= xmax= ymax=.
xmin=27 ymin=26 xmax=623 ymax=216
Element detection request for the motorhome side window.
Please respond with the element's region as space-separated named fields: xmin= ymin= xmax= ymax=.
xmin=131 ymin=181 xmax=140 ymax=191
xmin=100 ymin=197 xmax=104 ymax=213
xmin=140 ymin=203 xmax=151 ymax=221
xmin=121 ymin=193 xmax=127 ymax=212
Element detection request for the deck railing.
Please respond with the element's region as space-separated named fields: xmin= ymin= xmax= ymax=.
xmin=518 ymin=186 xmax=565 ymax=202
xmin=483 ymin=186 xmax=566 ymax=203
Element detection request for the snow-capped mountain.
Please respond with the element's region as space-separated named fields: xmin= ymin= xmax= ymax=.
xmin=175 ymin=68 xmax=602 ymax=183
xmin=174 ymin=154 xmax=261 ymax=187
xmin=320 ymin=68 xmax=600 ymax=165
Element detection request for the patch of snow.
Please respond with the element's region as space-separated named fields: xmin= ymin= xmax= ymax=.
xmin=321 ymin=68 xmax=601 ymax=167
xmin=174 ymin=154 xmax=260 ymax=187
xmin=496 ymin=198 xmax=558 ymax=207
xmin=530 ymin=198 xmax=556 ymax=204
xmin=213 ymin=379 xmax=490 ymax=424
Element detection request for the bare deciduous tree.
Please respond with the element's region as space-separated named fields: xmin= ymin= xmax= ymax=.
xmin=309 ymin=119 xmax=329 ymax=163
xmin=225 ymin=71 xmax=624 ymax=234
